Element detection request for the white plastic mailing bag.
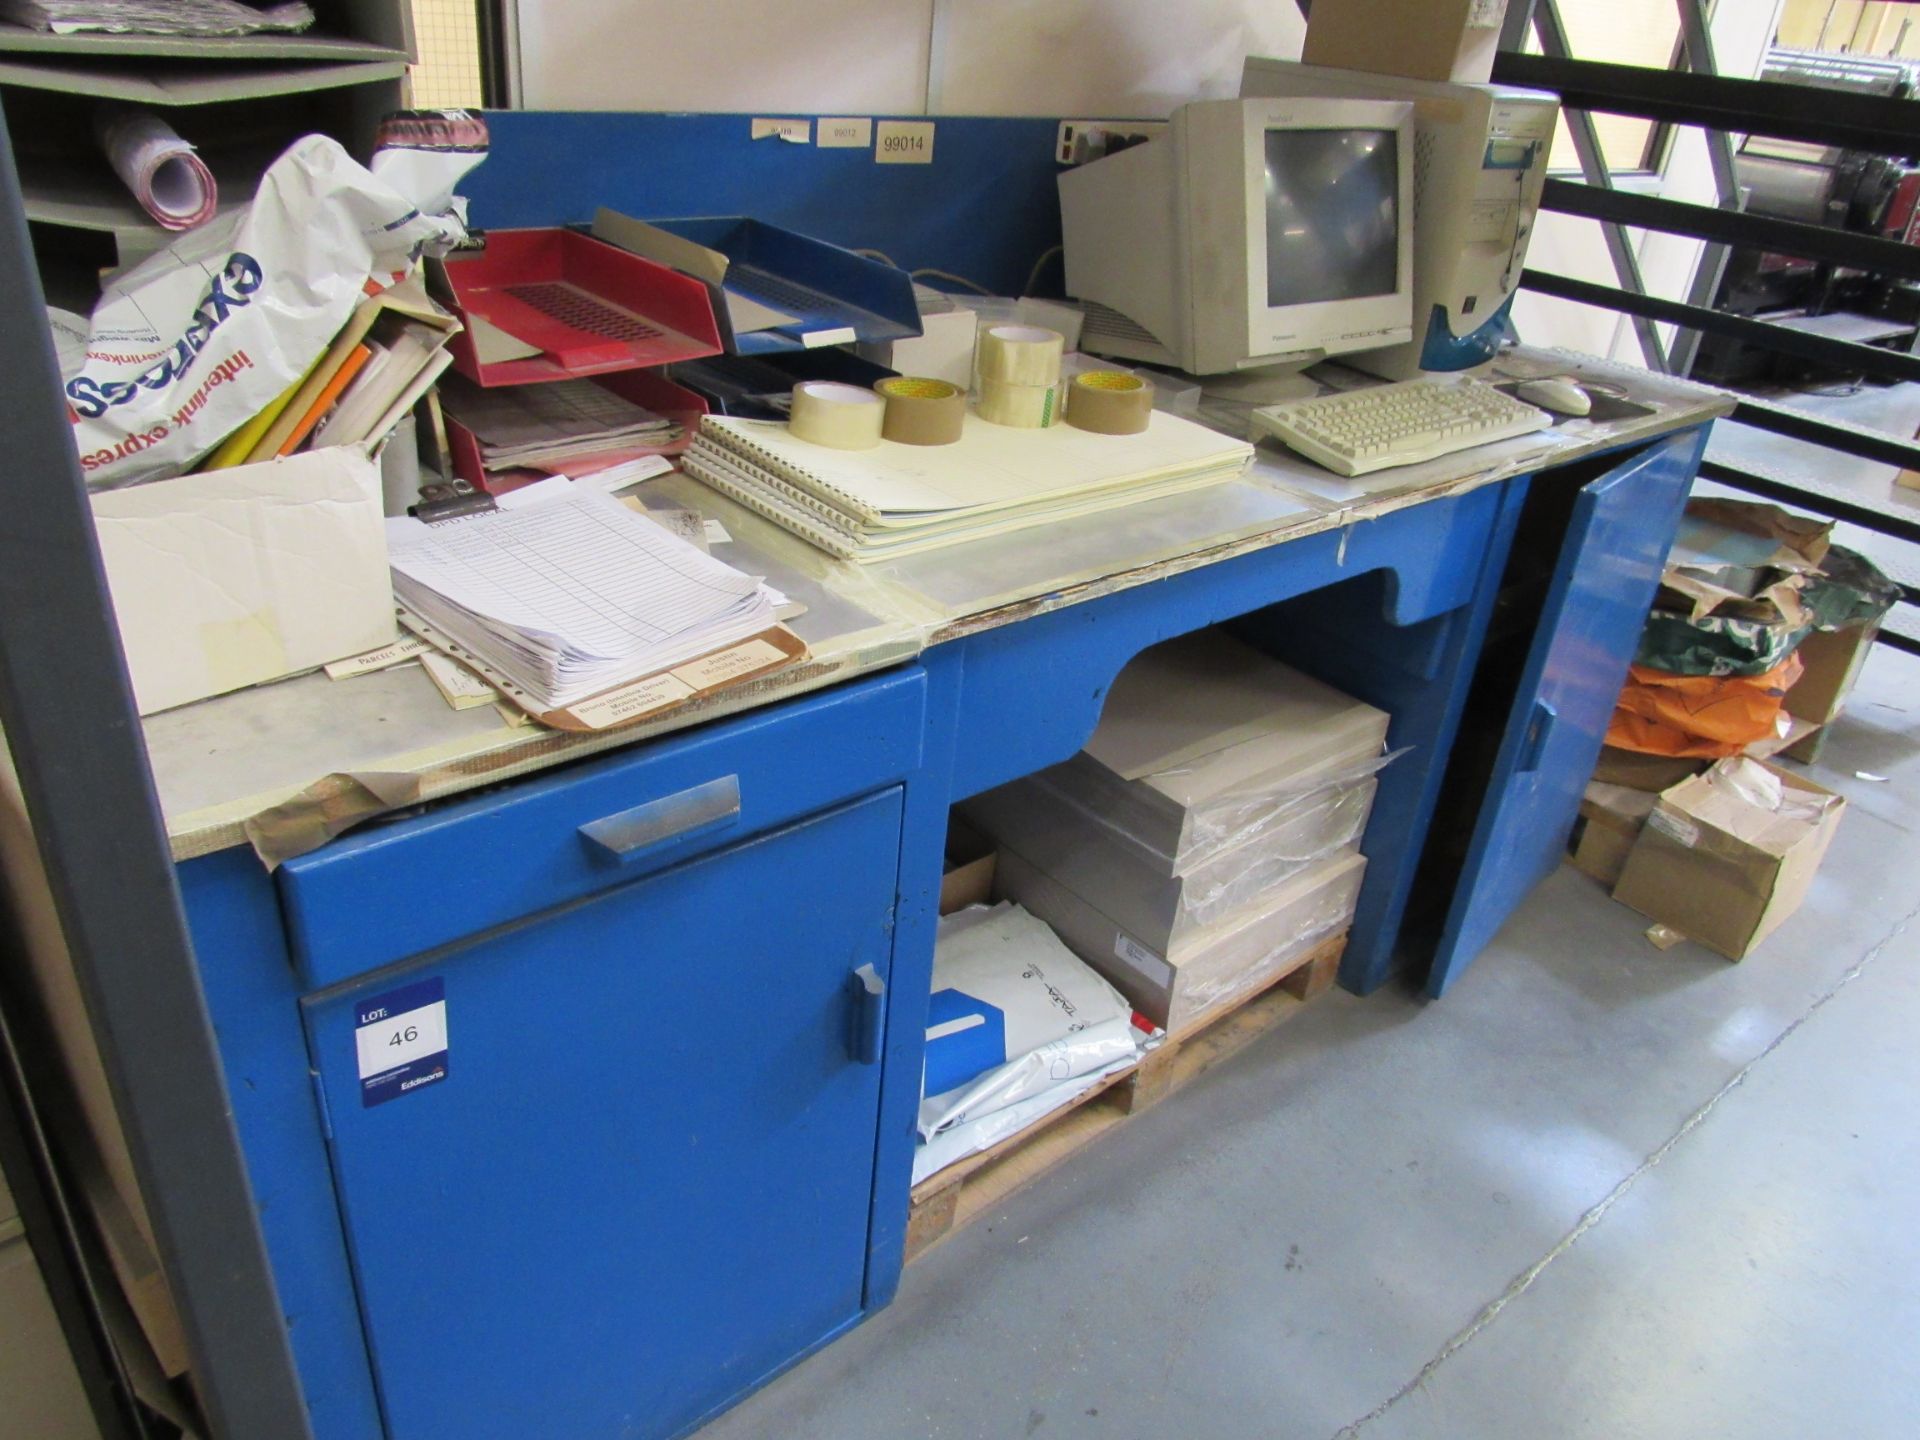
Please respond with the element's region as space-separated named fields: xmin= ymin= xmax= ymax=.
xmin=918 ymin=903 xmax=1148 ymax=1146
xmin=65 ymin=133 xmax=482 ymax=488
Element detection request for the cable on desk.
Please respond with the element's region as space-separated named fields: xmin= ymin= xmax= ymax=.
xmin=910 ymin=267 xmax=992 ymax=295
xmin=1024 ymin=244 xmax=1063 ymax=298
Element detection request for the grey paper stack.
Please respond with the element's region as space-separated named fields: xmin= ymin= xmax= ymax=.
xmin=965 ymin=630 xmax=1390 ymax=1032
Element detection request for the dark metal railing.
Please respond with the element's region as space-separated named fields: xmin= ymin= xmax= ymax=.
xmin=1493 ymin=32 xmax=1920 ymax=656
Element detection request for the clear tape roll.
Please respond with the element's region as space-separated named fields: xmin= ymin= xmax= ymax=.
xmin=977 ymin=377 xmax=1064 ymax=429
xmin=976 ymin=324 xmax=1065 ymax=386
xmin=1066 ymin=370 xmax=1154 ymax=435
xmin=875 ymin=375 xmax=966 ymax=445
xmin=788 ymin=380 xmax=885 ymax=449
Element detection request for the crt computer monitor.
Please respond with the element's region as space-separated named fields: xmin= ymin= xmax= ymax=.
xmin=1058 ymin=97 xmax=1417 ymax=376
xmin=1240 ymin=58 xmax=1559 ymax=380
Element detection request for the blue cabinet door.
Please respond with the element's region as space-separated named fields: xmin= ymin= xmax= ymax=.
xmin=303 ymin=788 xmax=904 ymax=1440
xmin=1426 ymin=429 xmax=1703 ymax=996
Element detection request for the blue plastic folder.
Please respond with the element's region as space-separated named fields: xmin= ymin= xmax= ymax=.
xmin=593 ymin=210 xmax=922 ymax=357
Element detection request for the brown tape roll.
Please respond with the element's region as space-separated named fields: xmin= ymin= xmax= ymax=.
xmin=874 ymin=375 xmax=966 ymax=445
xmin=976 ymin=377 xmax=1065 ymax=428
xmin=1066 ymin=370 xmax=1154 ymax=435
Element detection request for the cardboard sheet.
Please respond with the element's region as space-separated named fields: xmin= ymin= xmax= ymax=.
xmin=91 ymin=448 xmax=394 ymax=715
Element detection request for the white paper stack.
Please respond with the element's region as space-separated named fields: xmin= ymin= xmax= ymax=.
xmin=387 ymin=488 xmax=776 ymax=711
xmin=683 ymin=408 xmax=1252 ymax=562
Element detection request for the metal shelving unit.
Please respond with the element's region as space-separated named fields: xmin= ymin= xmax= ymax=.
xmin=1 ymin=0 xmax=413 ymax=268
xmin=0 ymin=7 xmax=418 ymax=1433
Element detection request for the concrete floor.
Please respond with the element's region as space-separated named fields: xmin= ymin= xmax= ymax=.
xmin=695 ymin=642 xmax=1920 ymax=1440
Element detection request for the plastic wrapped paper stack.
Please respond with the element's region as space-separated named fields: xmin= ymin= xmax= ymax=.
xmin=963 ymin=628 xmax=1390 ymax=1034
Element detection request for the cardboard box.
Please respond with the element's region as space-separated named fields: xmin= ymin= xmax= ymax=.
xmin=939 ymin=815 xmax=996 ymax=915
xmin=91 ymin=448 xmax=395 ymax=715
xmin=1784 ymin=620 xmax=1881 ymax=726
xmin=1612 ymin=760 xmax=1845 ymax=961
xmin=1590 ymin=745 xmax=1707 ymax=794
xmin=965 ymin=770 xmax=1377 ymax=950
xmin=1303 ymin=0 xmax=1509 ymax=85
xmin=1567 ymin=781 xmax=1658 ymax=889
xmin=859 ymin=299 xmax=980 ymax=391
xmin=0 ymin=1238 xmax=99 ymax=1440
xmin=997 ymin=847 xmax=1366 ymax=1032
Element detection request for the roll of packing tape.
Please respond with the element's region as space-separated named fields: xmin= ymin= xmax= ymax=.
xmin=874 ymin=375 xmax=966 ymax=446
xmin=1066 ymin=369 xmax=1154 ymax=435
xmin=977 ymin=377 xmax=1065 ymax=429
xmin=788 ymin=380 xmax=885 ymax=449
xmin=976 ymin=324 xmax=1065 ymax=386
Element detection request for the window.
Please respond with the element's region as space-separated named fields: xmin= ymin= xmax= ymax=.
xmin=1777 ymin=0 xmax=1920 ymax=58
xmin=1521 ymin=0 xmax=1689 ymax=175
xmin=409 ymin=0 xmax=486 ymax=110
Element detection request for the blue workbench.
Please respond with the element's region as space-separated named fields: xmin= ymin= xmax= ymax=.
xmin=141 ymin=354 xmax=1721 ymax=1440
xmin=118 ymin=109 xmax=1736 ymax=1440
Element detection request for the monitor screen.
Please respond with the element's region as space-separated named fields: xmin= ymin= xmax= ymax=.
xmin=1263 ymin=129 xmax=1400 ymax=308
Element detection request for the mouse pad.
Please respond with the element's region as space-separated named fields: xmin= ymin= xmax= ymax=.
xmin=1493 ymin=382 xmax=1655 ymax=426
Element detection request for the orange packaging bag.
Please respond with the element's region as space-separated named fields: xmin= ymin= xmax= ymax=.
xmin=1606 ymin=654 xmax=1804 ymax=759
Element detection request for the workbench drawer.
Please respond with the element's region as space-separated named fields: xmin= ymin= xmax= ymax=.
xmin=278 ymin=666 xmax=925 ymax=989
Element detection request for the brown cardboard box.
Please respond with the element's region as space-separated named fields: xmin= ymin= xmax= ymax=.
xmin=939 ymin=815 xmax=996 ymax=915
xmin=1303 ymin=0 xmax=1509 ymax=84
xmin=1784 ymin=621 xmax=1882 ymax=725
xmin=1568 ymin=782 xmax=1658 ymax=889
xmin=1612 ymin=759 xmax=1845 ymax=961
xmin=1590 ymin=745 xmax=1707 ymax=794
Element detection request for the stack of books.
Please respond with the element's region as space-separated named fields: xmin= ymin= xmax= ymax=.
xmin=682 ymin=408 xmax=1253 ymax=562
xmin=202 ymin=273 xmax=457 ymax=470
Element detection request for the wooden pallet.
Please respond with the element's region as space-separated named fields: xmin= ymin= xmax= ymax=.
xmin=905 ymin=932 xmax=1346 ymax=1264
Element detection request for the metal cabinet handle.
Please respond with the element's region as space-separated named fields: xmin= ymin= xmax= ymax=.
xmin=577 ymin=775 xmax=741 ymax=862
xmin=1518 ymin=700 xmax=1558 ymax=774
xmin=848 ymin=963 xmax=886 ymax=1065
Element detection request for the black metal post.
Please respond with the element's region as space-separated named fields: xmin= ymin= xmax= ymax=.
xmin=0 ymin=102 xmax=313 ymax=1440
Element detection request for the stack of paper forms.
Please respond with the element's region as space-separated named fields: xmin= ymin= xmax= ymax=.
xmin=388 ymin=488 xmax=776 ymax=711
xmin=682 ymin=409 xmax=1253 ymax=562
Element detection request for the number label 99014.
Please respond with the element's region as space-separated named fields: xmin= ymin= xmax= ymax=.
xmin=874 ymin=121 xmax=935 ymax=165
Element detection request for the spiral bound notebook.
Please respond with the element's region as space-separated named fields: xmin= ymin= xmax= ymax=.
xmin=697 ymin=409 xmax=1253 ymax=525
xmin=684 ymin=437 xmax=1249 ymax=563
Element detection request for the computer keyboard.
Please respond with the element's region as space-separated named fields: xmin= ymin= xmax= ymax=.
xmin=1251 ymin=376 xmax=1553 ymax=477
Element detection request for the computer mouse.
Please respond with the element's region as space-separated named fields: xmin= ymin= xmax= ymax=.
xmin=1516 ymin=377 xmax=1592 ymax=417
